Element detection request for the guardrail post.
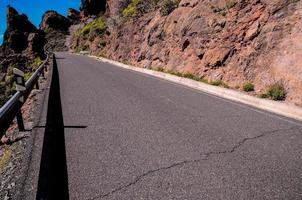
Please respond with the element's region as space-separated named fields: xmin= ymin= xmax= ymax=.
xmin=44 ymin=64 xmax=48 ymax=72
xmin=41 ymin=68 xmax=45 ymax=78
xmin=13 ymin=68 xmax=26 ymax=93
xmin=13 ymin=68 xmax=26 ymax=131
xmin=35 ymin=82 xmax=39 ymax=89
xmin=16 ymin=110 xmax=25 ymax=131
xmin=0 ymin=53 xmax=50 ymax=136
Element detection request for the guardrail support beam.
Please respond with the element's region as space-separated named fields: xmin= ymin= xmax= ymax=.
xmin=16 ymin=110 xmax=25 ymax=131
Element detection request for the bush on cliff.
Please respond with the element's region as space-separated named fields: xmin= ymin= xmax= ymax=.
xmin=122 ymin=0 xmax=161 ymax=19
xmin=123 ymin=0 xmax=140 ymax=18
xmin=160 ymin=0 xmax=180 ymax=16
xmin=243 ymin=82 xmax=254 ymax=92
xmin=265 ymin=83 xmax=287 ymax=101
xmin=80 ymin=18 xmax=107 ymax=37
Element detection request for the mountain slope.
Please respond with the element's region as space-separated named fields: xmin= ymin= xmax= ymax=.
xmin=70 ymin=0 xmax=302 ymax=106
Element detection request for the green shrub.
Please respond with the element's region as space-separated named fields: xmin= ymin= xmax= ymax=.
xmin=226 ymin=0 xmax=237 ymax=9
xmin=260 ymin=93 xmax=268 ymax=99
xmin=243 ymin=82 xmax=254 ymax=92
xmin=209 ymin=5 xmax=224 ymax=13
xmin=123 ymin=0 xmax=140 ymax=18
xmin=210 ymin=0 xmax=237 ymax=15
xmin=149 ymin=0 xmax=160 ymax=7
xmin=79 ymin=18 xmax=107 ymax=37
xmin=24 ymin=72 xmax=32 ymax=81
xmin=210 ymin=80 xmax=229 ymax=88
xmin=122 ymin=0 xmax=165 ymax=20
xmin=167 ymin=70 xmax=183 ymax=77
xmin=210 ymin=80 xmax=223 ymax=86
xmin=266 ymin=83 xmax=286 ymax=101
xmin=183 ymin=73 xmax=195 ymax=79
xmin=160 ymin=0 xmax=179 ymax=16
xmin=155 ymin=67 xmax=165 ymax=72
xmin=31 ymin=56 xmax=42 ymax=70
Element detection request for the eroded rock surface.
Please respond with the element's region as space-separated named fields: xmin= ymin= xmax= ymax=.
xmin=2 ymin=6 xmax=45 ymax=57
xmin=40 ymin=10 xmax=71 ymax=51
xmin=79 ymin=0 xmax=302 ymax=105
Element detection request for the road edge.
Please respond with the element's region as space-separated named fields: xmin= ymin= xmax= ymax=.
xmin=84 ymin=54 xmax=302 ymax=122
xmin=19 ymin=57 xmax=53 ymax=200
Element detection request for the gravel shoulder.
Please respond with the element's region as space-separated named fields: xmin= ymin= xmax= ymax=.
xmin=0 ymin=62 xmax=52 ymax=200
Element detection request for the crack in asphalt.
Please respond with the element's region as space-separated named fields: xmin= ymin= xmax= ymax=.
xmin=202 ymin=127 xmax=297 ymax=158
xmin=87 ymin=126 xmax=300 ymax=200
xmin=88 ymin=160 xmax=200 ymax=200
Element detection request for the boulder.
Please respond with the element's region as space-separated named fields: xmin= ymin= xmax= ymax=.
xmin=203 ymin=48 xmax=232 ymax=68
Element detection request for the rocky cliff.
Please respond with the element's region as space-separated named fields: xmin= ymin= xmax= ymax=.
xmin=68 ymin=8 xmax=81 ymax=24
xmin=40 ymin=10 xmax=71 ymax=51
xmin=80 ymin=0 xmax=107 ymax=17
xmin=2 ymin=1 xmax=301 ymax=106
xmin=0 ymin=6 xmax=46 ymax=105
xmin=69 ymin=0 xmax=302 ymax=106
xmin=2 ymin=6 xmax=45 ymax=58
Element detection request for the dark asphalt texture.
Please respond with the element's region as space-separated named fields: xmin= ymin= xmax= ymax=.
xmin=38 ymin=52 xmax=302 ymax=200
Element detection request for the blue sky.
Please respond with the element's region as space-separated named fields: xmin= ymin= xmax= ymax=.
xmin=0 ymin=0 xmax=80 ymax=44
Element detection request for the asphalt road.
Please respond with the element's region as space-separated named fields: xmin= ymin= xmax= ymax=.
xmin=36 ymin=52 xmax=302 ymax=200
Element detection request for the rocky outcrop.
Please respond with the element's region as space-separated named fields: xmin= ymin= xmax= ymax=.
xmin=107 ymin=0 xmax=128 ymax=16
xmin=67 ymin=8 xmax=81 ymax=24
xmin=40 ymin=11 xmax=71 ymax=51
xmin=0 ymin=6 xmax=46 ymax=106
xmin=74 ymin=0 xmax=302 ymax=106
xmin=80 ymin=0 xmax=107 ymax=17
xmin=2 ymin=6 xmax=45 ymax=57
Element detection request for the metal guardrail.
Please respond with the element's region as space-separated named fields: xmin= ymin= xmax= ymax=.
xmin=0 ymin=53 xmax=51 ymax=137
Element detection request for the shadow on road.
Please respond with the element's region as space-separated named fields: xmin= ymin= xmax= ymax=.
xmin=36 ymin=55 xmax=69 ymax=200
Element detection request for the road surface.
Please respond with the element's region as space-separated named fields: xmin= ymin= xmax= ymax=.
xmin=34 ymin=52 xmax=302 ymax=200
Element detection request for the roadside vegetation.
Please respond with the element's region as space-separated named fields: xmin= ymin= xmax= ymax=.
xmin=160 ymin=0 xmax=180 ymax=16
xmin=153 ymin=66 xmax=231 ymax=88
xmin=75 ymin=17 xmax=107 ymax=40
xmin=243 ymin=82 xmax=254 ymax=92
xmin=122 ymin=0 xmax=180 ymax=19
xmin=72 ymin=17 xmax=107 ymax=53
xmin=210 ymin=80 xmax=229 ymax=88
xmin=261 ymin=83 xmax=287 ymax=101
xmin=151 ymin=66 xmax=287 ymax=101
xmin=209 ymin=0 xmax=237 ymax=16
xmin=0 ymin=56 xmax=42 ymax=107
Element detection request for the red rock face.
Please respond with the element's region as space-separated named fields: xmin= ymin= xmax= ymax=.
xmin=72 ymin=0 xmax=302 ymax=105
xmin=40 ymin=11 xmax=71 ymax=51
xmin=106 ymin=0 xmax=128 ymax=16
